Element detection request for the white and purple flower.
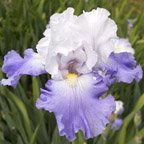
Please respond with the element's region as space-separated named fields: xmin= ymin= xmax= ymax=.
xmin=0 ymin=8 xmax=143 ymax=141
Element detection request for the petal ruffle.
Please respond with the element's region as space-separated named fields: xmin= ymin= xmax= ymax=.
xmin=95 ymin=52 xmax=143 ymax=85
xmin=36 ymin=74 xmax=115 ymax=141
xmin=107 ymin=52 xmax=143 ymax=83
xmin=77 ymin=8 xmax=117 ymax=47
xmin=36 ymin=28 xmax=51 ymax=64
xmin=36 ymin=8 xmax=118 ymax=79
xmin=1 ymin=49 xmax=46 ymax=88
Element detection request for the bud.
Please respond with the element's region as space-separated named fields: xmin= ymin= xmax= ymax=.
xmin=134 ymin=111 xmax=142 ymax=128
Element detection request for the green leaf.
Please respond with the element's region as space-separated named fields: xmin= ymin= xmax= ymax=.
xmin=1 ymin=88 xmax=33 ymax=141
xmin=118 ymin=93 xmax=144 ymax=144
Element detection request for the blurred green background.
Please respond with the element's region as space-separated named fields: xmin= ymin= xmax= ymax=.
xmin=0 ymin=0 xmax=144 ymax=144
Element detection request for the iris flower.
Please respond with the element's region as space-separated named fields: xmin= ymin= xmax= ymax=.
xmin=0 ymin=8 xmax=142 ymax=141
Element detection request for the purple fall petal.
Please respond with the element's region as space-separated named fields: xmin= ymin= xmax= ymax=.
xmin=1 ymin=49 xmax=46 ymax=88
xmin=36 ymin=73 xmax=115 ymax=141
xmin=106 ymin=52 xmax=143 ymax=84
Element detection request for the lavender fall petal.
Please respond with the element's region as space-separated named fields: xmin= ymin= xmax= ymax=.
xmin=36 ymin=73 xmax=115 ymax=141
xmin=105 ymin=52 xmax=143 ymax=84
xmin=1 ymin=49 xmax=46 ymax=88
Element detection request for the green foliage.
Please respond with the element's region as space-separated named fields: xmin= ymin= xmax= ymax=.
xmin=0 ymin=0 xmax=144 ymax=144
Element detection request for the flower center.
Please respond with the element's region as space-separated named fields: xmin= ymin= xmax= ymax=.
xmin=68 ymin=60 xmax=78 ymax=74
xmin=66 ymin=73 xmax=78 ymax=85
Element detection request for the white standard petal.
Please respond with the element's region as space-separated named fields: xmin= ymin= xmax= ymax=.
xmin=96 ymin=40 xmax=115 ymax=65
xmin=84 ymin=44 xmax=98 ymax=70
xmin=36 ymin=28 xmax=51 ymax=64
xmin=36 ymin=7 xmax=119 ymax=79
xmin=77 ymin=8 xmax=117 ymax=50
xmin=49 ymin=7 xmax=80 ymax=56
xmin=112 ymin=38 xmax=135 ymax=54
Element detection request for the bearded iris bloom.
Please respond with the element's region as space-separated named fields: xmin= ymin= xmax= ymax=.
xmin=0 ymin=8 xmax=143 ymax=141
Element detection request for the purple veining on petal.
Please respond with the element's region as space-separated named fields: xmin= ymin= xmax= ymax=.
xmin=0 ymin=49 xmax=46 ymax=88
xmin=36 ymin=73 xmax=115 ymax=141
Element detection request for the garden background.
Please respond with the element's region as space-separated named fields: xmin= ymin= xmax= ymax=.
xmin=0 ymin=0 xmax=144 ymax=144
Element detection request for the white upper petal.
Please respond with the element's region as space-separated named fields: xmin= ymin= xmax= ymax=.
xmin=49 ymin=8 xmax=79 ymax=56
xmin=77 ymin=8 xmax=117 ymax=50
xmin=36 ymin=28 xmax=51 ymax=64
xmin=96 ymin=40 xmax=115 ymax=66
xmin=112 ymin=38 xmax=135 ymax=54
xmin=36 ymin=7 xmax=118 ymax=79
